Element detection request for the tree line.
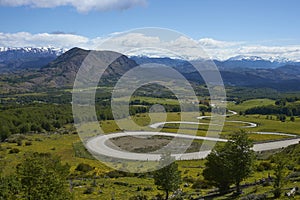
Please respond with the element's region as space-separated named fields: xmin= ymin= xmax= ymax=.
xmin=245 ymin=103 xmax=300 ymax=116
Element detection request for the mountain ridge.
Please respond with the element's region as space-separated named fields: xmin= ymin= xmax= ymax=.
xmin=1 ymin=47 xmax=300 ymax=93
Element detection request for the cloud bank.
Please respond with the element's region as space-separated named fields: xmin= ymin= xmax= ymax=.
xmin=0 ymin=32 xmax=90 ymax=49
xmin=0 ymin=0 xmax=147 ymax=13
xmin=0 ymin=31 xmax=300 ymax=61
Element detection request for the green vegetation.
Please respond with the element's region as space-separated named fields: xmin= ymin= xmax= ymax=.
xmin=0 ymin=152 xmax=72 ymax=200
xmin=1 ymin=87 xmax=300 ymax=199
xmin=228 ymin=98 xmax=275 ymax=112
xmin=153 ymin=153 xmax=182 ymax=200
xmin=203 ymin=131 xmax=255 ymax=194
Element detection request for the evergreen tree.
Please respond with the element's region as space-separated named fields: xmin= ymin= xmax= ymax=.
xmin=153 ymin=153 xmax=181 ymax=200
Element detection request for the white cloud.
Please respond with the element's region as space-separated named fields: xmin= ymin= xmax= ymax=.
xmin=0 ymin=0 xmax=147 ymax=13
xmin=0 ymin=31 xmax=300 ymax=61
xmin=198 ymin=38 xmax=243 ymax=48
xmin=197 ymin=38 xmax=300 ymax=61
xmin=0 ymin=32 xmax=89 ymax=48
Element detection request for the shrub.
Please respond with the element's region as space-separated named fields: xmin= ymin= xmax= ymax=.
xmin=35 ymin=138 xmax=43 ymax=142
xmin=143 ymin=186 xmax=153 ymax=191
xmin=25 ymin=141 xmax=32 ymax=146
xmin=256 ymin=161 xmax=272 ymax=171
xmin=75 ymin=163 xmax=93 ymax=172
xmin=17 ymin=140 xmax=22 ymax=146
xmin=83 ymin=187 xmax=94 ymax=194
xmin=9 ymin=148 xmax=20 ymax=154
xmin=7 ymin=134 xmax=26 ymax=144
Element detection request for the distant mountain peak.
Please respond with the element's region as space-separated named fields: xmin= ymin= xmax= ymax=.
xmin=0 ymin=47 xmax=66 ymax=56
xmin=228 ymin=55 xmax=264 ymax=61
xmin=227 ymin=55 xmax=293 ymax=63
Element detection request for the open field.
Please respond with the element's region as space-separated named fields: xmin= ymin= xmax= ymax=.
xmin=227 ymin=99 xmax=276 ymax=112
xmin=1 ymin=131 xmax=299 ymax=199
xmin=1 ymin=97 xmax=300 ymax=199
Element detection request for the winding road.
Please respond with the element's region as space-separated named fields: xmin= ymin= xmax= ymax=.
xmin=86 ymin=110 xmax=300 ymax=161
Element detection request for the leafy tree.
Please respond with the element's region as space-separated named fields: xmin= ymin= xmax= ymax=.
xmin=273 ymin=156 xmax=287 ymax=198
xmin=153 ymin=153 xmax=181 ymax=200
xmin=226 ymin=131 xmax=255 ymax=193
xmin=16 ymin=152 xmax=72 ymax=200
xmin=203 ymin=130 xmax=255 ymax=194
xmin=19 ymin=123 xmax=30 ymax=134
xmin=203 ymin=148 xmax=232 ymax=193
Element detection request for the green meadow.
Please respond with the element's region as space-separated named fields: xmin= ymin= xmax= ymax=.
xmin=1 ymin=97 xmax=300 ymax=199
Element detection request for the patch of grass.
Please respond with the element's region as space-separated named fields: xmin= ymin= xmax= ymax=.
xmin=73 ymin=142 xmax=95 ymax=160
xmin=228 ymin=99 xmax=275 ymax=112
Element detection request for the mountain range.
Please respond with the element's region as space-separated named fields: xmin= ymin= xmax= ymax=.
xmin=0 ymin=47 xmax=300 ymax=93
xmin=0 ymin=47 xmax=66 ymax=73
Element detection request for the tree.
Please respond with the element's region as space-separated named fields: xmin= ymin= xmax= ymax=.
xmin=203 ymin=148 xmax=232 ymax=193
xmin=203 ymin=130 xmax=255 ymax=194
xmin=153 ymin=153 xmax=181 ymax=200
xmin=273 ymin=156 xmax=287 ymax=198
xmin=0 ymin=125 xmax=11 ymax=141
xmin=226 ymin=130 xmax=255 ymax=193
xmin=19 ymin=123 xmax=30 ymax=134
xmin=16 ymin=152 xmax=72 ymax=200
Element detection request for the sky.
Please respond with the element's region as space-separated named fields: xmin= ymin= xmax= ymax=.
xmin=0 ymin=0 xmax=300 ymax=60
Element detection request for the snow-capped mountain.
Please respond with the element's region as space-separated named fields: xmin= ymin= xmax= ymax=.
xmin=0 ymin=47 xmax=66 ymax=72
xmin=0 ymin=47 xmax=66 ymax=60
xmin=228 ymin=55 xmax=265 ymax=61
xmin=227 ymin=55 xmax=293 ymax=63
xmin=219 ymin=55 xmax=295 ymax=69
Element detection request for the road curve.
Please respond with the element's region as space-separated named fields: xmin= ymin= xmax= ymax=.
xmin=86 ymin=110 xmax=300 ymax=161
xmin=86 ymin=131 xmax=300 ymax=161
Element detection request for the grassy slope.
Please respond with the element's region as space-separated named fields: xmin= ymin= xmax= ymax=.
xmin=227 ymin=99 xmax=275 ymax=112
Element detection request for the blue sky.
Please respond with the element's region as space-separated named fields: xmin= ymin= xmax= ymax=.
xmin=0 ymin=0 xmax=300 ymax=60
xmin=0 ymin=0 xmax=299 ymax=42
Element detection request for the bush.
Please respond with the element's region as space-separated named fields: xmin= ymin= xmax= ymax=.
xmin=256 ymin=161 xmax=272 ymax=171
xmin=7 ymin=134 xmax=26 ymax=144
xmin=83 ymin=187 xmax=94 ymax=194
xmin=9 ymin=148 xmax=20 ymax=154
xmin=75 ymin=163 xmax=93 ymax=172
xmin=35 ymin=138 xmax=43 ymax=142
xmin=25 ymin=141 xmax=32 ymax=146
xmin=17 ymin=140 xmax=22 ymax=146
xmin=143 ymin=186 xmax=153 ymax=191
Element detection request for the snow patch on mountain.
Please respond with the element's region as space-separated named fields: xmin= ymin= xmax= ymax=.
xmin=0 ymin=47 xmax=66 ymax=56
